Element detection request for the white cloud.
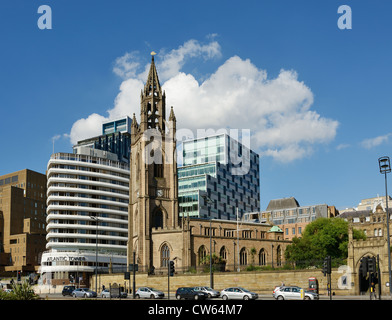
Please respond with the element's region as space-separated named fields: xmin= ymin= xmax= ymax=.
xmin=336 ymin=143 xmax=350 ymax=150
xmin=68 ymin=113 xmax=107 ymax=145
xmin=361 ymin=133 xmax=391 ymax=149
xmin=163 ymin=55 xmax=338 ymax=162
xmin=67 ymin=38 xmax=339 ymax=162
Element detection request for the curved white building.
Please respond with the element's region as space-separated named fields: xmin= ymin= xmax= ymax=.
xmin=40 ymin=148 xmax=129 ymax=286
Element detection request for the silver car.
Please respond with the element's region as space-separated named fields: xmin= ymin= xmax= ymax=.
xmin=101 ymin=289 xmax=127 ymax=298
xmin=72 ymin=288 xmax=97 ymax=298
xmin=135 ymin=287 xmax=165 ymax=299
xmin=193 ymin=286 xmax=220 ymax=298
xmin=273 ymin=286 xmax=318 ymax=300
xmin=220 ymin=287 xmax=258 ymax=300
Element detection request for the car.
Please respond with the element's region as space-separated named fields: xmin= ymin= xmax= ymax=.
xmin=135 ymin=287 xmax=165 ymax=299
xmin=175 ymin=287 xmax=208 ymax=300
xmin=272 ymin=286 xmax=319 ymax=300
xmin=101 ymin=289 xmax=127 ymax=298
xmin=72 ymin=288 xmax=97 ymax=298
xmin=101 ymin=289 xmax=111 ymax=298
xmin=193 ymin=286 xmax=220 ymax=298
xmin=220 ymin=287 xmax=258 ymax=300
xmin=62 ymin=285 xmax=76 ymax=296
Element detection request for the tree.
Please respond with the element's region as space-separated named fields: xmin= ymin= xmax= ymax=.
xmin=200 ymin=254 xmax=226 ymax=272
xmin=284 ymin=218 xmax=365 ymax=268
xmin=0 ymin=280 xmax=39 ymax=300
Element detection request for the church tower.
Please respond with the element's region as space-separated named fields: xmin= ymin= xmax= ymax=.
xmin=127 ymin=53 xmax=178 ymax=271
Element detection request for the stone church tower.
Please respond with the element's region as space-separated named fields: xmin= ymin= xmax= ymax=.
xmin=127 ymin=53 xmax=178 ymax=271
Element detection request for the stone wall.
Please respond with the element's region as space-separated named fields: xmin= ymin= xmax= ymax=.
xmin=95 ymin=269 xmax=347 ymax=296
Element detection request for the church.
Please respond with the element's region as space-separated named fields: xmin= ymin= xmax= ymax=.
xmin=126 ymin=53 xmax=290 ymax=274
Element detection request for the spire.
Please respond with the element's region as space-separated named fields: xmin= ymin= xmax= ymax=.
xmin=140 ymin=52 xmax=166 ymax=131
xmin=169 ymin=106 xmax=176 ymax=122
xmin=144 ymin=51 xmax=162 ymax=97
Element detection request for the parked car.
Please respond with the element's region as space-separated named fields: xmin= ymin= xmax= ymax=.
xmin=72 ymin=288 xmax=97 ymax=298
xmin=272 ymin=286 xmax=319 ymax=300
xmin=135 ymin=287 xmax=165 ymax=299
xmin=62 ymin=285 xmax=76 ymax=296
xmin=101 ymin=289 xmax=127 ymax=298
xmin=175 ymin=287 xmax=208 ymax=300
xmin=220 ymin=287 xmax=258 ymax=300
xmin=193 ymin=286 xmax=220 ymax=298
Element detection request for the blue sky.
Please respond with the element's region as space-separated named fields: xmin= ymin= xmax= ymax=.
xmin=1 ymin=0 xmax=392 ymax=210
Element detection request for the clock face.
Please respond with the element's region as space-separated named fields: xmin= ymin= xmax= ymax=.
xmin=157 ymin=189 xmax=163 ymax=197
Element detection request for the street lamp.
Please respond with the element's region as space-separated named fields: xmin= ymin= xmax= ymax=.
xmin=90 ymin=215 xmax=100 ymax=294
xmin=378 ymin=156 xmax=392 ymax=295
xmin=200 ymin=194 xmax=214 ymax=289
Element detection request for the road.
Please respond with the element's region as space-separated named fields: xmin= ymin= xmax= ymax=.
xmin=38 ymin=292 xmax=391 ymax=301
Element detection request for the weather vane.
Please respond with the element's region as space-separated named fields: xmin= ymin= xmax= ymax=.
xmin=151 ymin=51 xmax=157 ymax=56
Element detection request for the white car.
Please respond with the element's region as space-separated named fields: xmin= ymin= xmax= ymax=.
xmin=220 ymin=287 xmax=258 ymax=300
xmin=272 ymin=286 xmax=318 ymax=300
xmin=135 ymin=287 xmax=165 ymax=299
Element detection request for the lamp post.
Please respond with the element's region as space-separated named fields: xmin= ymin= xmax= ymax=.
xmin=378 ymin=156 xmax=392 ymax=295
xmin=90 ymin=215 xmax=99 ymax=294
xmin=201 ymin=194 xmax=214 ymax=288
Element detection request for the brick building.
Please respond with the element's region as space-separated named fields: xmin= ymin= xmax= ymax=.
xmin=0 ymin=169 xmax=47 ymax=276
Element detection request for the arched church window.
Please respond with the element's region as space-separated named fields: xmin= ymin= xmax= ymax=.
xmin=219 ymin=246 xmax=227 ymax=261
xmin=198 ymin=245 xmax=207 ymax=265
xmin=240 ymin=248 xmax=247 ymax=265
xmin=161 ymin=244 xmax=170 ymax=267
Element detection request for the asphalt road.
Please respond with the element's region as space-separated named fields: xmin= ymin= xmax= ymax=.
xmin=38 ymin=292 xmax=391 ymax=301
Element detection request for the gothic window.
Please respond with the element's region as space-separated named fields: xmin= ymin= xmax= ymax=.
xmin=161 ymin=244 xmax=170 ymax=267
xmin=219 ymin=246 xmax=227 ymax=261
xmin=154 ymin=163 xmax=163 ymax=178
xmin=198 ymin=245 xmax=207 ymax=265
xmin=259 ymin=248 xmax=266 ymax=266
xmin=240 ymin=248 xmax=247 ymax=266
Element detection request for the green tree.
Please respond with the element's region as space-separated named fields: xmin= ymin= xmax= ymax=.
xmin=200 ymin=253 xmax=226 ymax=272
xmin=284 ymin=218 xmax=365 ymax=268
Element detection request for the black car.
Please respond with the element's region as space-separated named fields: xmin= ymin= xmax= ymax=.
xmin=62 ymin=285 xmax=76 ymax=296
xmin=175 ymin=287 xmax=208 ymax=300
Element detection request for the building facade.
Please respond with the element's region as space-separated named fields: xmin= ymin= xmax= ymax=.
xmin=127 ymin=54 xmax=289 ymax=275
xmin=178 ymin=133 xmax=260 ymax=220
xmin=342 ymin=200 xmax=392 ymax=295
xmin=244 ymin=197 xmax=338 ymax=240
xmin=40 ymin=127 xmax=130 ymax=286
xmin=0 ymin=169 xmax=47 ymax=276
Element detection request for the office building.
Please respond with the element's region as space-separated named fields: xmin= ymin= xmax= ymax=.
xmin=178 ymin=133 xmax=260 ymax=220
xmin=0 ymin=169 xmax=47 ymax=276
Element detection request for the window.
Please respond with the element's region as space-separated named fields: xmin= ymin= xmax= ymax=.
xmin=198 ymin=246 xmax=207 ymax=265
xmin=161 ymin=244 xmax=170 ymax=267
xmin=240 ymin=248 xmax=247 ymax=265
xmin=259 ymin=249 xmax=266 ymax=266
xmin=220 ymin=246 xmax=227 ymax=261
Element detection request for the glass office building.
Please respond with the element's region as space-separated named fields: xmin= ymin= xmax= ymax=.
xmin=178 ymin=133 xmax=260 ymax=220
